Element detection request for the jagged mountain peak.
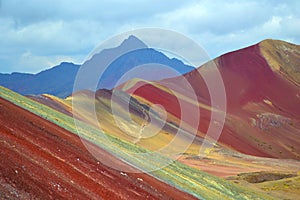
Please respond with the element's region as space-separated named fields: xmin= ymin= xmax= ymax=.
xmin=120 ymin=35 xmax=148 ymax=49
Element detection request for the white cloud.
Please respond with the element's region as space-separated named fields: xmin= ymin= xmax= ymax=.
xmin=0 ymin=0 xmax=299 ymax=73
xmin=153 ymin=1 xmax=270 ymax=34
xmin=7 ymin=50 xmax=83 ymax=73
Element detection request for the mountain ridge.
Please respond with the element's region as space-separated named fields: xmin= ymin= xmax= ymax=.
xmin=0 ymin=35 xmax=194 ymax=97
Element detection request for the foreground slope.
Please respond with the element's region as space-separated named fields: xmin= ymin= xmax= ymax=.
xmin=0 ymin=95 xmax=197 ymax=199
xmin=0 ymin=87 xmax=273 ymax=199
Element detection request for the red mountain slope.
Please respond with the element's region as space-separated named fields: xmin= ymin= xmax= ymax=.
xmin=120 ymin=39 xmax=300 ymax=159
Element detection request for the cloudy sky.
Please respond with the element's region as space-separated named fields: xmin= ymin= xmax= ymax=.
xmin=0 ymin=0 xmax=299 ymax=73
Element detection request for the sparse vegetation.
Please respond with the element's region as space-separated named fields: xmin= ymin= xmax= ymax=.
xmin=235 ymin=172 xmax=297 ymax=184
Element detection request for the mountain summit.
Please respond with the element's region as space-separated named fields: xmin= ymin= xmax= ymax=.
xmin=120 ymin=35 xmax=148 ymax=49
xmin=73 ymin=35 xmax=194 ymax=91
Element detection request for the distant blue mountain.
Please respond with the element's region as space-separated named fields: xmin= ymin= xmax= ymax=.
xmin=0 ymin=36 xmax=194 ymax=98
xmin=0 ymin=62 xmax=80 ymax=98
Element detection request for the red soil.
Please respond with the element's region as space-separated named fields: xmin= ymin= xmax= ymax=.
xmin=0 ymin=97 xmax=197 ymax=200
xmin=217 ymin=44 xmax=300 ymax=116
